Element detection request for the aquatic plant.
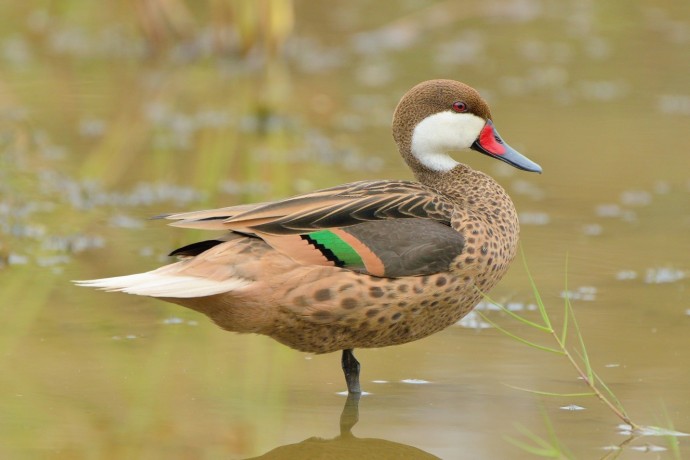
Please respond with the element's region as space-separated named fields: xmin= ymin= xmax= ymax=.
xmin=477 ymin=250 xmax=688 ymax=457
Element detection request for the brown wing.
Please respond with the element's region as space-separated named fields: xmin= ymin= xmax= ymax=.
xmin=163 ymin=180 xmax=462 ymax=277
xmin=160 ymin=202 xmax=273 ymax=230
xmin=163 ymin=180 xmax=454 ymax=234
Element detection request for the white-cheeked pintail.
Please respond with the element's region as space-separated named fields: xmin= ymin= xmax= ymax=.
xmin=77 ymin=79 xmax=542 ymax=393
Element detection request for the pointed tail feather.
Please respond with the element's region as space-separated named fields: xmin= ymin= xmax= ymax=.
xmin=74 ymin=272 xmax=250 ymax=298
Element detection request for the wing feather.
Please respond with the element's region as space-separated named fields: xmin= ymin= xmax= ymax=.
xmin=160 ymin=180 xmax=462 ymax=277
xmin=160 ymin=180 xmax=453 ymax=233
xmin=224 ymin=180 xmax=453 ymax=235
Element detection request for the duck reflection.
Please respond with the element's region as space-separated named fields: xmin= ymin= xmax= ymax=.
xmin=246 ymin=393 xmax=440 ymax=459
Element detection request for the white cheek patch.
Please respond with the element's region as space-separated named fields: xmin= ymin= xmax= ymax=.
xmin=411 ymin=111 xmax=486 ymax=172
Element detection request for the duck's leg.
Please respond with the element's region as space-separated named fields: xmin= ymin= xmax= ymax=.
xmin=341 ymin=349 xmax=361 ymax=394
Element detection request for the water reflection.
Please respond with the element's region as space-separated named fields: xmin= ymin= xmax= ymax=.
xmin=247 ymin=394 xmax=440 ymax=460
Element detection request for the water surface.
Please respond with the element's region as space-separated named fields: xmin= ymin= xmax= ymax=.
xmin=1 ymin=1 xmax=689 ymax=458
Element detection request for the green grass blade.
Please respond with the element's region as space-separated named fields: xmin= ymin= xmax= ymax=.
xmin=560 ymin=294 xmax=570 ymax=347
xmin=477 ymin=312 xmax=565 ymax=354
xmin=560 ymin=254 xmax=570 ymax=346
xmin=520 ymin=246 xmax=553 ymax=331
xmin=491 ymin=303 xmax=553 ymax=333
xmin=479 ymin=291 xmax=551 ymax=331
xmin=566 ymin=298 xmax=593 ymax=382
xmin=504 ymin=384 xmax=596 ymax=397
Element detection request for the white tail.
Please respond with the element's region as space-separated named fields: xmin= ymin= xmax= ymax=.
xmin=74 ymin=271 xmax=251 ymax=298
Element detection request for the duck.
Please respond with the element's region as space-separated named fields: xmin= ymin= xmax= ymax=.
xmin=76 ymin=79 xmax=542 ymax=394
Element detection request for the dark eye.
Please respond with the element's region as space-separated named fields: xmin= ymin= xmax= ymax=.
xmin=452 ymin=101 xmax=467 ymax=113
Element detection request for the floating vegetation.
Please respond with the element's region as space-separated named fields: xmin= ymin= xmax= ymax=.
xmin=615 ymin=270 xmax=638 ymax=281
xmin=577 ymin=80 xmax=630 ymax=102
xmin=473 ymin=301 xmax=538 ymax=312
xmin=619 ymin=190 xmax=652 ymax=207
xmin=618 ymin=424 xmax=690 ymax=438
xmin=644 ymin=267 xmax=686 ymax=284
xmin=582 ymin=223 xmax=603 ymax=236
xmin=463 ymin=300 xmax=539 ymax=323
xmin=658 ymin=94 xmax=690 ymax=116
xmin=108 ymin=214 xmax=146 ymax=229
xmin=55 ymin=178 xmax=207 ymax=210
xmin=519 ymin=211 xmax=550 ymax=226
xmin=162 ymin=317 xmax=198 ymax=326
xmin=653 ymin=181 xmax=671 ymax=194
xmin=594 ymin=203 xmax=629 ymax=219
xmin=559 ymin=286 xmax=596 ymax=302
xmin=35 ymin=255 xmax=73 ymax=268
xmin=400 ymin=379 xmax=430 ymax=385
xmin=6 ymin=254 xmax=29 ymax=266
xmin=630 ymin=444 xmax=667 ymax=453
xmin=455 ymin=310 xmax=492 ymax=330
xmin=112 ymin=334 xmax=139 ymax=340
xmin=616 ymin=268 xmax=687 ymax=284
xmin=559 ymin=404 xmax=585 ymax=411
xmin=510 ymin=179 xmax=545 ymax=200
xmin=41 ymin=234 xmax=105 ymax=254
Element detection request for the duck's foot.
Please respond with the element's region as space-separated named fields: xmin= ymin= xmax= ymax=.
xmin=341 ymin=349 xmax=361 ymax=394
xmin=339 ymin=391 xmax=361 ymax=435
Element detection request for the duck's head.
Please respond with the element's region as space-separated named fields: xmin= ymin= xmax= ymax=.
xmin=393 ymin=79 xmax=542 ymax=175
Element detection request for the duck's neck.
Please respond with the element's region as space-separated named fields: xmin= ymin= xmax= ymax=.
xmin=416 ymin=163 xmax=480 ymax=200
xmin=417 ymin=163 xmax=519 ymax=228
xmin=397 ymin=141 xmax=518 ymax=223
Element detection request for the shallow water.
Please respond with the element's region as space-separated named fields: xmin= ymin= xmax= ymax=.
xmin=1 ymin=1 xmax=690 ymax=458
